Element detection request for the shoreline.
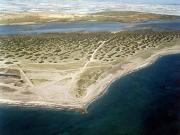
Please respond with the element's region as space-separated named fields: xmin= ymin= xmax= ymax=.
xmin=82 ymin=46 xmax=180 ymax=111
xmin=0 ymin=46 xmax=180 ymax=112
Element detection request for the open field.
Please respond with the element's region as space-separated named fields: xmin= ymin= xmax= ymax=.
xmin=0 ymin=11 xmax=178 ymax=25
xmin=0 ymin=30 xmax=180 ymax=109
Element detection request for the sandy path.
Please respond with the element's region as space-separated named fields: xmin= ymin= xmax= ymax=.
xmin=69 ymin=36 xmax=116 ymax=92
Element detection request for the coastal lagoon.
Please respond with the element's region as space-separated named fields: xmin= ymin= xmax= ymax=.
xmin=0 ymin=22 xmax=129 ymax=35
xmin=0 ymin=53 xmax=179 ymax=135
xmin=0 ymin=19 xmax=180 ymax=35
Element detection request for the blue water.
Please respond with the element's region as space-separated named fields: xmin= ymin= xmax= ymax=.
xmin=133 ymin=19 xmax=180 ymax=31
xmin=0 ymin=19 xmax=180 ymax=35
xmin=0 ymin=22 xmax=129 ymax=35
xmin=0 ymin=54 xmax=179 ymax=135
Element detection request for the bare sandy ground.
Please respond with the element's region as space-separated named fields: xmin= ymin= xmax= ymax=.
xmin=0 ymin=11 xmax=177 ymax=25
xmin=0 ymin=45 xmax=180 ymax=111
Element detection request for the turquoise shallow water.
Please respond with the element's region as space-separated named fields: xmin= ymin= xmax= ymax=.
xmin=0 ymin=54 xmax=180 ymax=135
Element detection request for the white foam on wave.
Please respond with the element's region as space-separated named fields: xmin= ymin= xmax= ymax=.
xmin=0 ymin=0 xmax=180 ymax=16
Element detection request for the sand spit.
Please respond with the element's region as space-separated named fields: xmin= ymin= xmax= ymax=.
xmin=0 ymin=46 xmax=180 ymax=111
xmin=0 ymin=31 xmax=180 ymax=111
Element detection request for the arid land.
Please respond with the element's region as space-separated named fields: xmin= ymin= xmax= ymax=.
xmin=0 ymin=11 xmax=178 ymax=25
xmin=0 ymin=31 xmax=180 ymax=110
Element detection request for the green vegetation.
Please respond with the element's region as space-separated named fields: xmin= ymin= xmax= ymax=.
xmin=1 ymin=31 xmax=179 ymax=65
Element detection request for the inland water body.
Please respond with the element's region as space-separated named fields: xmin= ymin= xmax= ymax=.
xmin=0 ymin=19 xmax=180 ymax=35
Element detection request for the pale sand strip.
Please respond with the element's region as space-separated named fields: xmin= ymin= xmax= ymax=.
xmin=82 ymin=46 xmax=180 ymax=110
xmin=0 ymin=11 xmax=177 ymax=25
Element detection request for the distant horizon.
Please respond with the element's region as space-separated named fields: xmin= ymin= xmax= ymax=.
xmin=0 ymin=0 xmax=180 ymax=16
xmin=1 ymin=0 xmax=180 ymax=5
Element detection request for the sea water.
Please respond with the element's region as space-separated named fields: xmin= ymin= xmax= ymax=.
xmin=0 ymin=54 xmax=179 ymax=135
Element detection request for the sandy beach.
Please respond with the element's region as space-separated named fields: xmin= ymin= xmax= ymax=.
xmin=0 ymin=28 xmax=179 ymax=112
xmin=83 ymin=46 xmax=180 ymax=110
